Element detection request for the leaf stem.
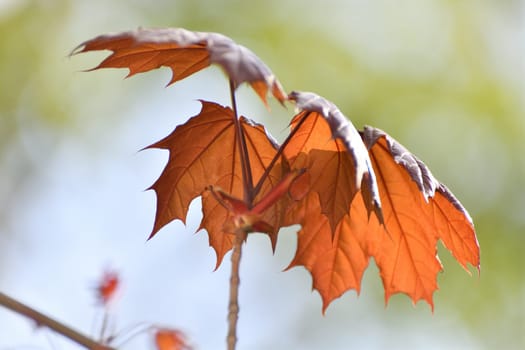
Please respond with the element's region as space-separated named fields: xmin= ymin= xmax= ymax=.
xmin=227 ymin=228 xmax=247 ymax=350
xmin=99 ymin=308 xmax=110 ymax=344
xmin=229 ymin=79 xmax=254 ymax=206
xmin=252 ymin=111 xmax=311 ymax=198
xmin=0 ymin=291 xmax=115 ymax=350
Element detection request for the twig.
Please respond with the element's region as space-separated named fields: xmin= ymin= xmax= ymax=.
xmin=0 ymin=291 xmax=115 ymax=350
xmin=226 ymin=79 xmax=256 ymax=350
xmin=227 ymin=228 xmax=247 ymax=350
xmin=99 ymin=309 xmax=110 ymax=344
xmin=107 ymin=322 xmax=153 ymax=348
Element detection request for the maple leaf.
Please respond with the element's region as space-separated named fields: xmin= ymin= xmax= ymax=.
xmin=283 ymin=93 xmax=479 ymax=310
xmin=146 ymin=100 xmax=285 ymax=266
xmin=361 ymin=126 xmax=480 ymax=308
xmin=71 ymin=27 xmax=286 ymax=105
xmin=286 ymin=91 xmax=383 ymax=230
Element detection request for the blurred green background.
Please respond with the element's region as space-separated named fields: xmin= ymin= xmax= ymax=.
xmin=0 ymin=0 xmax=523 ymax=349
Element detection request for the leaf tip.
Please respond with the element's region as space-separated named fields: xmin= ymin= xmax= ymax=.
xmin=147 ymin=226 xmax=161 ymax=241
xmin=359 ymin=173 xmax=384 ymax=225
xmin=321 ymin=303 xmax=329 ymax=316
xmin=68 ymin=43 xmax=86 ymax=58
xmin=249 ymin=78 xmax=288 ymax=109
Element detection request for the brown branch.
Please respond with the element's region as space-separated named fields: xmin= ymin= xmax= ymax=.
xmin=227 ymin=228 xmax=247 ymax=350
xmin=0 ymin=291 xmax=116 ymax=350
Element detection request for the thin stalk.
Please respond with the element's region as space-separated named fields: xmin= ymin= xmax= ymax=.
xmin=227 ymin=228 xmax=247 ymax=350
xmin=99 ymin=309 xmax=110 ymax=344
xmin=226 ymin=78 xmax=254 ymax=350
xmin=109 ymin=323 xmax=154 ymax=348
xmin=0 ymin=291 xmax=115 ymax=350
xmin=252 ymin=112 xmax=311 ymax=198
xmin=229 ymin=79 xmax=254 ymax=205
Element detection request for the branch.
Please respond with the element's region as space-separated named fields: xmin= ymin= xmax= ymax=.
xmin=0 ymin=291 xmax=116 ymax=350
xmin=227 ymin=228 xmax=247 ymax=350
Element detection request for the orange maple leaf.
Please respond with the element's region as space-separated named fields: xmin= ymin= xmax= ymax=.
xmin=284 ymin=94 xmax=479 ymax=310
xmin=362 ymin=126 xmax=480 ymax=308
xmin=282 ymin=93 xmax=383 ymax=310
xmin=146 ymin=101 xmax=285 ymax=266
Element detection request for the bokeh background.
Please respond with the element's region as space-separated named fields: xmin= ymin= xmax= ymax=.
xmin=0 ymin=0 xmax=523 ymax=349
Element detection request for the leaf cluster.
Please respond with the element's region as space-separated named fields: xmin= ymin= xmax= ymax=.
xmin=73 ymin=27 xmax=479 ymax=310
